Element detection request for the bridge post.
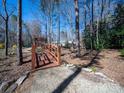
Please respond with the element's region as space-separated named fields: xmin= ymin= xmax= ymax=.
xmin=57 ymin=45 xmax=61 ymax=65
xmin=31 ymin=44 xmax=36 ymax=70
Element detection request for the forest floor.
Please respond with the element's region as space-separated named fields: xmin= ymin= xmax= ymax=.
xmin=0 ymin=48 xmax=124 ymax=87
xmin=61 ymin=48 xmax=124 ymax=86
xmin=0 ymin=48 xmax=32 ymax=84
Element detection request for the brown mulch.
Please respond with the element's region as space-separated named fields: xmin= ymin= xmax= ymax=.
xmin=99 ymin=49 xmax=124 ymax=86
xmin=61 ymin=48 xmax=124 ymax=86
xmin=61 ymin=48 xmax=99 ymax=66
xmin=0 ymin=48 xmax=32 ymax=84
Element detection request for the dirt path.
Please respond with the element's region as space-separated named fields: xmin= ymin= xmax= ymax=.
xmin=16 ymin=66 xmax=124 ymax=93
xmin=61 ymin=49 xmax=124 ymax=86
xmin=99 ymin=49 xmax=124 ymax=86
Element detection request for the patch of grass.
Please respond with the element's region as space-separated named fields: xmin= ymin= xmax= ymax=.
xmin=90 ymin=66 xmax=97 ymax=73
xmin=120 ymin=49 xmax=124 ymax=57
xmin=0 ymin=43 xmax=4 ymax=49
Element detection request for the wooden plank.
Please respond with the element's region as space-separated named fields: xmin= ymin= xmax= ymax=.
xmin=44 ymin=51 xmax=58 ymax=61
xmin=31 ymin=42 xmax=61 ymax=70
xmin=31 ymin=44 xmax=36 ymax=70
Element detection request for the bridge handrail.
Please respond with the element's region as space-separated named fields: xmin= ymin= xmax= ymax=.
xmin=31 ymin=42 xmax=61 ymax=70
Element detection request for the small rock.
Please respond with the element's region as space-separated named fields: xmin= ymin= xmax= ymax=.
xmin=66 ymin=64 xmax=75 ymax=67
xmin=95 ymin=72 xmax=107 ymax=78
xmin=82 ymin=68 xmax=92 ymax=72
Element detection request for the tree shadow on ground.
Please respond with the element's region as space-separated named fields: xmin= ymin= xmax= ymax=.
xmin=52 ymin=68 xmax=81 ymax=93
xmin=22 ymin=54 xmax=32 ymax=64
xmin=83 ymin=51 xmax=101 ymax=67
xmin=72 ymin=50 xmax=93 ymax=59
xmin=0 ymin=69 xmax=12 ymax=73
xmin=0 ymin=57 xmax=8 ymax=61
xmin=52 ymin=51 xmax=102 ymax=93
xmin=22 ymin=59 xmax=31 ymax=64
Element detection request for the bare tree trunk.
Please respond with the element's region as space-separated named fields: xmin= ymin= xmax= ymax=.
xmin=90 ymin=20 xmax=93 ymax=50
xmin=57 ymin=14 xmax=60 ymax=44
xmin=96 ymin=0 xmax=100 ymax=47
xmin=100 ymin=0 xmax=104 ymax=21
xmin=74 ymin=0 xmax=80 ymax=56
xmin=48 ymin=18 xmax=50 ymax=43
xmin=91 ymin=0 xmax=94 ymax=49
xmin=83 ymin=0 xmax=87 ymax=50
xmin=50 ymin=16 xmax=52 ymax=44
xmin=91 ymin=0 xmax=94 ymax=26
xmin=106 ymin=0 xmax=111 ymax=30
xmin=84 ymin=3 xmax=87 ymax=30
xmin=96 ymin=17 xmax=99 ymax=46
xmin=47 ymin=16 xmax=51 ymax=44
xmin=2 ymin=0 xmax=9 ymax=56
xmin=17 ymin=0 xmax=23 ymax=65
xmin=46 ymin=21 xmax=48 ymax=43
xmin=58 ymin=2 xmax=61 ymax=45
xmin=5 ymin=17 xmax=8 ymax=56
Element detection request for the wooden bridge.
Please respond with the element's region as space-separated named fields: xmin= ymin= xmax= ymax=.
xmin=31 ymin=38 xmax=61 ymax=70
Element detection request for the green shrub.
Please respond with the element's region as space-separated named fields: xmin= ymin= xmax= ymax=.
xmin=120 ymin=49 xmax=124 ymax=57
xmin=0 ymin=43 xmax=4 ymax=49
xmin=94 ymin=43 xmax=103 ymax=51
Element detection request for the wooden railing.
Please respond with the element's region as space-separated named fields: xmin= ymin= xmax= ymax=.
xmin=43 ymin=44 xmax=61 ymax=65
xmin=31 ymin=38 xmax=61 ymax=70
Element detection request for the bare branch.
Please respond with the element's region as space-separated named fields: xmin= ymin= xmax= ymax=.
xmin=2 ymin=0 xmax=8 ymax=17
xmin=0 ymin=13 xmax=5 ymax=20
xmin=8 ymin=8 xmax=15 ymax=17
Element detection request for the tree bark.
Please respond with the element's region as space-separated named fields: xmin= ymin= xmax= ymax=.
xmin=84 ymin=3 xmax=87 ymax=30
xmin=91 ymin=0 xmax=94 ymax=49
xmin=91 ymin=0 xmax=94 ymax=26
xmin=5 ymin=17 xmax=8 ymax=56
xmin=57 ymin=12 xmax=60 ymax=44
xmin=90 ymin=20 xmax=93 ymax=49
xmin=96 ymin=17 xmax=99 ymax=46
xmin=45 ymin=21 xmax=48 ymax=43
xmin=49 ymin=16 xmax=52 ymax=44
xmin=17 ymin=0 xmax=23 ymax=65
xmin=74 ymin=0 xmax=81 ymax=56
xmin=2 ymin=0 xmax=9 ymax=56
xmin=100 ymin=0 xmax=104 ymax=21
